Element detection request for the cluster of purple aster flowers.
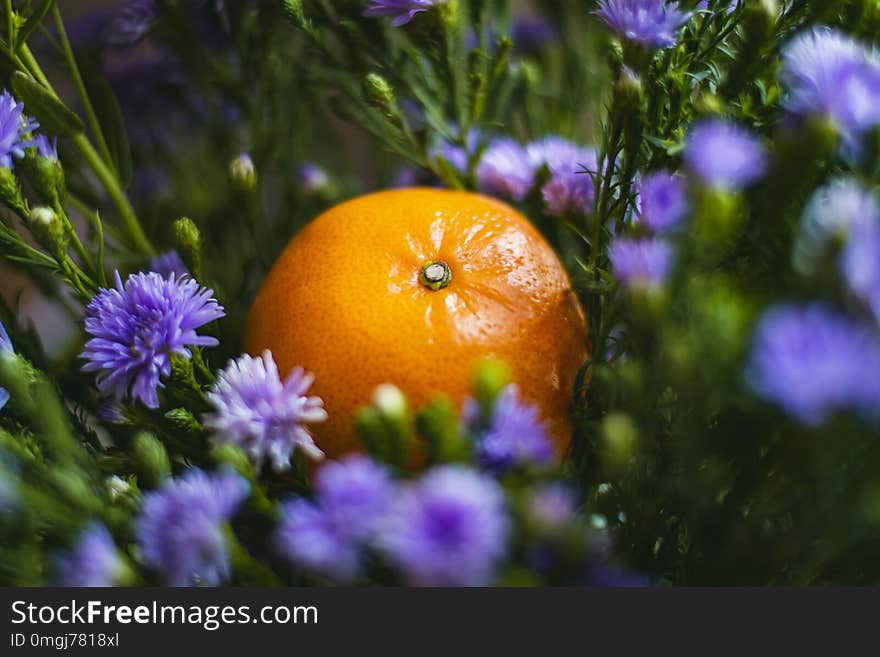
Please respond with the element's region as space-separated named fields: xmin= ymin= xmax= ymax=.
xmin=135 ymin=468 xmax=249 ymax=586
xmin=81 ymin=271 xmax=225 ymax=409
xmin=747 ymin=305 xmax=880 ymax=426
xmin=204 ymin=351 xmax=327 ymax=472
xmin=780 ymin=28 xmax=880 ymax=148
xmin=276 ymin=458 xmax=510 ymax=586
xmin=275 ymin=456 xmax=394 ymax=582
xmin=476 ymin=135 xmax=597 ymax=214
xmin=595 ymin=0 xmax=690 ymax=51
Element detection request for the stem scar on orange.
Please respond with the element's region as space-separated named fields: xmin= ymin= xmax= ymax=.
xmin=244 ymin=188 xmax=589 ymax=459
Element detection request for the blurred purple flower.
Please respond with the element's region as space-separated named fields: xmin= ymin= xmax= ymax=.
xmin=0 ymin=90 xmax=38 ymax=169
xmin=81 ymin=271 xmax=225 ymax=409
xmin=363 ymin=0 xmax=444 ymax=26
xmin=513 ymin=15 xmax=559 ymax=50
xmin=528 ymin=483 xmax=577 ymax=531
xmin=102 ymin=0 xmax=157 ymax=47
xmin=430 ymin=130 xmax=480 ymax=173
xmin=795 ymin=179 xmax=879 ymax=274
xmin=56 ymin=523 xmax=124 ymax=587
xmin=275 ymin=456 xmax=395 ymax=582
xmin=608 ymin=237 xmax=675 ymax=290
xmin=527 ymin=136 xmax=598 ymax=215
xmin=842 ymin=222 xmax=880 ymax=326
xmin=0 ymin=321 xmax=12 ymax=412
xmin=474 ymin=384 xmax=554 ymax=474
xmin=476 ymin=137 xmax=535 ymax=201
xmin=378 ymin=465 xmax=509 ymax=586
xmin=636 ymin=170 xmax=689 ymax=233
xmin=204 ymin=351 xmax=326 ymax=471
xmin=136 ymin=468 xmax=248 ymax=586
xmin=747 ymin=305 xmax=880 ymax=425
xmin=781 ymin=28 xmax=880 ymax=144
xmin=595 ymin=0 xmax=690 ymax=50
xmin=298 ymin=163 xmax=330 ymax=192
xmin=684 ymin=119 xmax=766 ymax=190
xmin=147 ymin=251 xmax=188 ymax=278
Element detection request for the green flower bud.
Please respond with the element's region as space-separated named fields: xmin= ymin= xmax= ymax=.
xmin=131 ymin=432 xmax=171 ymax=488
xmin=357 ymin=383 xmax=414 ymax=467
xmin=0 ymin=167 xmax=24 ymax=213
xmin=229 ymin=153 xmax=257 ymax=192
xmin=363 ymin=73 xmax=404 ymax=130
xmin=171 ymin=216 xmax=202 ymax=279
xmin=29 ymin=206 xmax=68 ymax=257
xmin=472 ymin=358 xmax=511 ymax=417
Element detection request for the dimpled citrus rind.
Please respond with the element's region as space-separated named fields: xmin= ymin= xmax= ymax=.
xmin=245 ymin=188 xmax=589 ymax=459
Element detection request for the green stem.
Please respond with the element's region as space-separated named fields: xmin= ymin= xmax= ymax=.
xmin=18 ymin=45 xmax=156 ymax=256
xmin=51 ymin=4 xmax=115 ymax=170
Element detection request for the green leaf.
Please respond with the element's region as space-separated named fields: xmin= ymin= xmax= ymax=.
xmin=79 ymin=54 xmax=132 ymax=187
xmin=10 ymin=71 xmax=84 ymax=136
xmin=14 ymin=0 xmax=56 ymax=54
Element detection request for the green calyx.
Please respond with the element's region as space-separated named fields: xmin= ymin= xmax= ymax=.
xmin=419 ymin=260 xmax=452 ymax=291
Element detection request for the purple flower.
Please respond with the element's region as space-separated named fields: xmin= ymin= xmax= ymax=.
xmin=794 ymin=180 xmax=878 ymax=275
xmin=527 ymin=483 xmax=577 ymax=531
xmin=684 ymin=119 xmax=766 ymax=190
xmin=430 ymin=130 xmax=481 ymax=174
xmin=474 ymin=384 xmax=554 ymax=473
xmin=297 ymin=163 xmax=330 ymax=192
xmin=527 ymin=136 xmax=598 ymax=215
xmin=747 ymin=305 xmax=880 ymax=425
xmin=81 ymin=271 xmax=225 ymax=409
xmin=275 ymin=456 xmax=395 ymax=582
xmin=0 ymin=321 xmax=11 ymax=412
xmin=363 ymin=0 xmax=444 ymax=26
xmin=33 ymin=134 xmax=58 ymax=161
xmin=512 ymin=15 xmax=559 ymax=50
xmin=204 ymin=351 xmax=326 ymax=472
xmin=56 ymin=523 xmax=124 ymax=587
xmin=595 ymin=0 xmax=690 ymax=50
xmin=147 ymin=251 xmax=188 ymax=278
xmin=842 ymin=221 xmax=880 ymax=326
xmin=780 ymin=28 xmax=880 ymax=143
xmin=476 ymin=137 xmax=535 ymax=201
xmin=135 ymin=468 xmax=249 ymax=586
xmin=636 ymin=170 xmax=689 ymax=233
xmin=0 ymin=90 xmax=38 ymax=169
xmin=608 ymin=237 xmax=675 ymax=290
xmin=102 ymin=0 xmax=157 ymax=47
xmin=378 ymin=465 xmax=509 ymax=586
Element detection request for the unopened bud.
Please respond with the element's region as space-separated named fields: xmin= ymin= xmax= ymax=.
xmin=373 ymin=383 xmax=408 ymax=420
xmin=229 ymin=153 xmax=257 ymax=192
xmin=0 ymin=167 xmax=24 ymax=212
xmin=171 ymin=216 xmax=202 ymax=279
xmin=29 ymin=206 xmax=67 ymax=256
xmin=364 ymin=73 xmax=403 ymax=128
xmin=131 ymin=432 xmax=170 ymax=488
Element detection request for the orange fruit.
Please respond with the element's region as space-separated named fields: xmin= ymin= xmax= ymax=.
xmin=244 ymin=188 xmax=589 ymax=459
